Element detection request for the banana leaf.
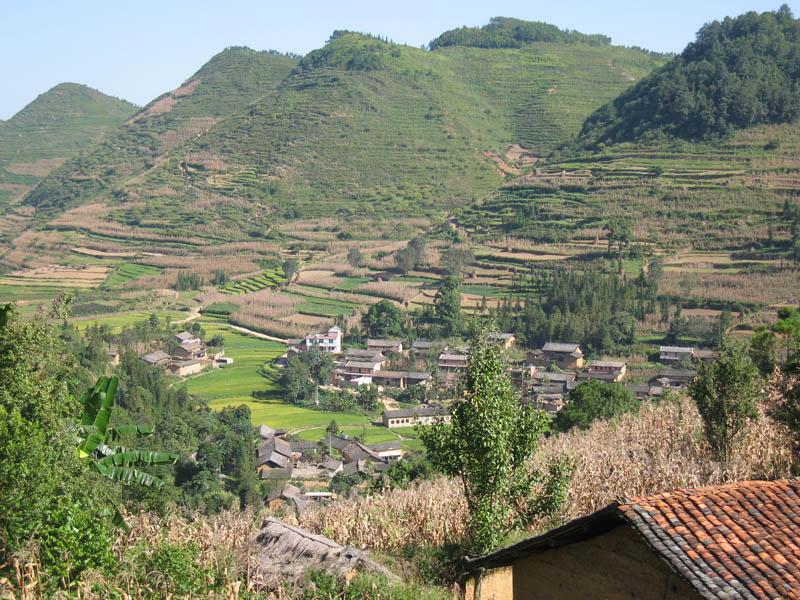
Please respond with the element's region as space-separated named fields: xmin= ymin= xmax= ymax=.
xmin=78 ymin=377 xmax=119 ymax=456
xmin=98 ymin=450 xmax=178 ymax=468
xmin=95 ymin=464 xmax=167 ymax=488
xmin=107 ymin=424 xmax=155 ymax=439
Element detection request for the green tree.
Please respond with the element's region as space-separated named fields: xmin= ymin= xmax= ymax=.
xmin=347 ymin=248 xmax=365 ymax=268
xmin=357 ymin=385 xmax=379 ymax=411
xmin=440 ymin=247 xmax=475 ymax=277
xmin=556 ymin=380 xmax=639 ymax=432
xmin=689 ymin=343 xmax=762 ymax=465
xmin=0 ymin=305 xmax=118 ymax=585
xmin=282 ymin=258 xmax=298 ymax=286
xmin=394 ymin=246 xmax=417 ymax=275
xmin=362 ymin=300 xmax=405 ymax=338
xmin=421 ymin=336 xmax=570 ymax=554
xmin=434 ymin=277 xmax=462 ymax=336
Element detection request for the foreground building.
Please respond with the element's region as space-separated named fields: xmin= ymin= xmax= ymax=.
xmin=464 ymin=479 xmax=800 ymax=600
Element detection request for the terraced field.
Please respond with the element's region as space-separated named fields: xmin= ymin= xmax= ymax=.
xmin=458 ymin=121 xmax=800 ymax=252
xmin=221 ymin=268 xmax=286 ymax=294
xmin=72 ymin=310 xmax=190 ymax=332
xmin=103 ymin=262 xmax=162 ymax=287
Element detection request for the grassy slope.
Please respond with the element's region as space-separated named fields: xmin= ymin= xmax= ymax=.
xmin=24 ymin=35 xmax=664 ymax=240
xmin=458 ymin=120 xmax=800 ymax=252
xmin=0 ymin=83 xmax=135 ymax=227
xmin=23 ymin=48 xmax=299 ymax=217
xmin=133 ymin=36 xmax=664 ymax=223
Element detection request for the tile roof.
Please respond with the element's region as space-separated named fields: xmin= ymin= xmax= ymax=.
xmin=468 ymin=479 xmax=800 ymax=600
xmin=660 ymin=345 xmax=695 ymax=353
xmin=543 ymin=342 xmax=582 ymax=354
xmin=620 ymin=479 xmax=800 ymax=599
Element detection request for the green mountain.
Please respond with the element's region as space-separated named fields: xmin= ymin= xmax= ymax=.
xmin=578 ymin=6 xmax=800 ymax=146
xmin=22 ymin=28 xmax=665 ymax=242
xmin=0 ymin=83 xmax=136 ymax=206
xmin=458 ymin=8 xmax=800 ymax=257
xmin=23 ymin=47 xmax=299 ymax=218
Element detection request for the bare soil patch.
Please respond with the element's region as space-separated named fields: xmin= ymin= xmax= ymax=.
xmin=6 ymin=158 xmax=66 ymax=177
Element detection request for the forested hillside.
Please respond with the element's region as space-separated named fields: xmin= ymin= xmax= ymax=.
xmin=578 ymin=5 xmax=800 ymax=145
xmin=0 ymin=83 xmax=135 ymax=207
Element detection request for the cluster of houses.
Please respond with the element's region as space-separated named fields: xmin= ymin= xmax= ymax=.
xmin=256 ymin=423 xmax=416 ymax=509
xmin=429 ymin=340 xmax=714 ymax=416
xmin=281 ymin=326 xmax=718 ymax=421
xmin=140 ymin=330 xmax=229 ymax=376
xmin=285 ymin=327 xmax=433 ymax=390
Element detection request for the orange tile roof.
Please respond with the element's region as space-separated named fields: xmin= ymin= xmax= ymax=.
xmin=620 ymin=479 xmax=800 ymax=599
xmin=467 ymin=479 xmax=800 ymax=599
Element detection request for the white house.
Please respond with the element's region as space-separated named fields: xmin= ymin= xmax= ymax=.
xmin=305 ymin=326 xmax=342 ymax=354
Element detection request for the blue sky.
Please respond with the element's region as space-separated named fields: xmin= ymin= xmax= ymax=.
xmin=1 ymin=1 xmax=797 ymax=119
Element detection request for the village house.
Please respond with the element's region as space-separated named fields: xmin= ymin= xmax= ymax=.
xmin=371 ymin=370 xmax=431 ymax=389
xmin=532 ymin=371 xmax=576 ymax=394
xmin=659 ymin=345 xmax=694 ymax=363
xmin=344 ymin=348 xmax=387 ymax=364
xmin=166 ymin=359 xmax=204 ymax=377
xmin=488 ymin=332 xmax=516 ymax=349
xmin=319 ymin=459 xmax=343 ymax=476
xmin=107 ymin=349 xmax=120 ymax=365
xmin=438 ymin=352 xmax=468 ymax=372
xmin=578 ymin=360 xmax=627 ymax=383
xmin=175 ymin=330 xmax=200 ymax=345
xmin=382 ymin=405 xmax=451 ymax=428
xmin=340 ymin=441 xmax=383 ymax=464
xmin=654 ymin=367 xmax=698 ymax=389
xmin=141 ymin=350 xmax=170 ymax=366
xmin=625 ymin=383 xmax=664 ymax=400
xmin=411 ymin=339 xmax=435 ymax=354
xmin=304 ymin=326 xmax=342 ymax=354
xmin=530 ymin=394 xmax=565 ymax=416
xmin=692 ymin=348 xmax=719 ymax=361
xmin=368 ymin=441 xmax=404 ymax=461
xmin=366 ymin=338 xmax=403 ymax=354
xmin=256 ymin=435 xmax=294 ymax=472
xmin=173 ymin=338 xmax=207 ymax=360
xmin=541 ymin=342 xmax=584 ymax=370
xmin=343 ymin=359 xmax=382 ymax=376
xmin=508 ymin=365 xmax=536 ymax=387
xmin=464 ymin=479 xmax=800 ymax=600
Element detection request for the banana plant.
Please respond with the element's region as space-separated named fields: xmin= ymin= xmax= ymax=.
xmin=77 ymin=376 xmax=178 ymax=489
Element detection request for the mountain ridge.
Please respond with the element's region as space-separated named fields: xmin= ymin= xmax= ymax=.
xmin=0 ymin=82 xmax=136 ymax=210
xmin=19 ymin=29 xmax=665 ymax=243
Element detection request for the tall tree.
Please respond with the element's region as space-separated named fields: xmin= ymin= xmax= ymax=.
xmin=362 ymin=300 xmax=405 ymax=338
xmin=434 ymin=277 xmax=462 ymax=336
xmin=421 ymin=335 xmax=570 ymax=554
xmin=689 ymin=343 xmax=762 ymax=465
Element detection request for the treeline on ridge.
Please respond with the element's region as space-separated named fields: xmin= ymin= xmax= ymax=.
xmin=578 ymin=5 xmax=800 ymax=145
xmin=429 ymin=17 xmax=611 ymax=50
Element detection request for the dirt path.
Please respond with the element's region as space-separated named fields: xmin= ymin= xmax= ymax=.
xmin=173 ymin=307 xmax=201 ymax=325
xmin=224 ymin=324 xmax=288 ymax=344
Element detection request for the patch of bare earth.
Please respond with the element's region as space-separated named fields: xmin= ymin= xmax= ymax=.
xmin=128 ymin=78 xmax=201 ymax=122
xmin=6 ymin=157 xmax=66 ymax=177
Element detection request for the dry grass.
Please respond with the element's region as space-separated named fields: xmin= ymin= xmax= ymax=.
xmin=661 ymin=269 xmax=800 ymax=305
xmin=299 ymin=395 xmax=795 ymax=552
xmin=295 ymin=270 xmax=342 ymax=289
xmin=359 ymin=281 xmax=419 ymax=303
